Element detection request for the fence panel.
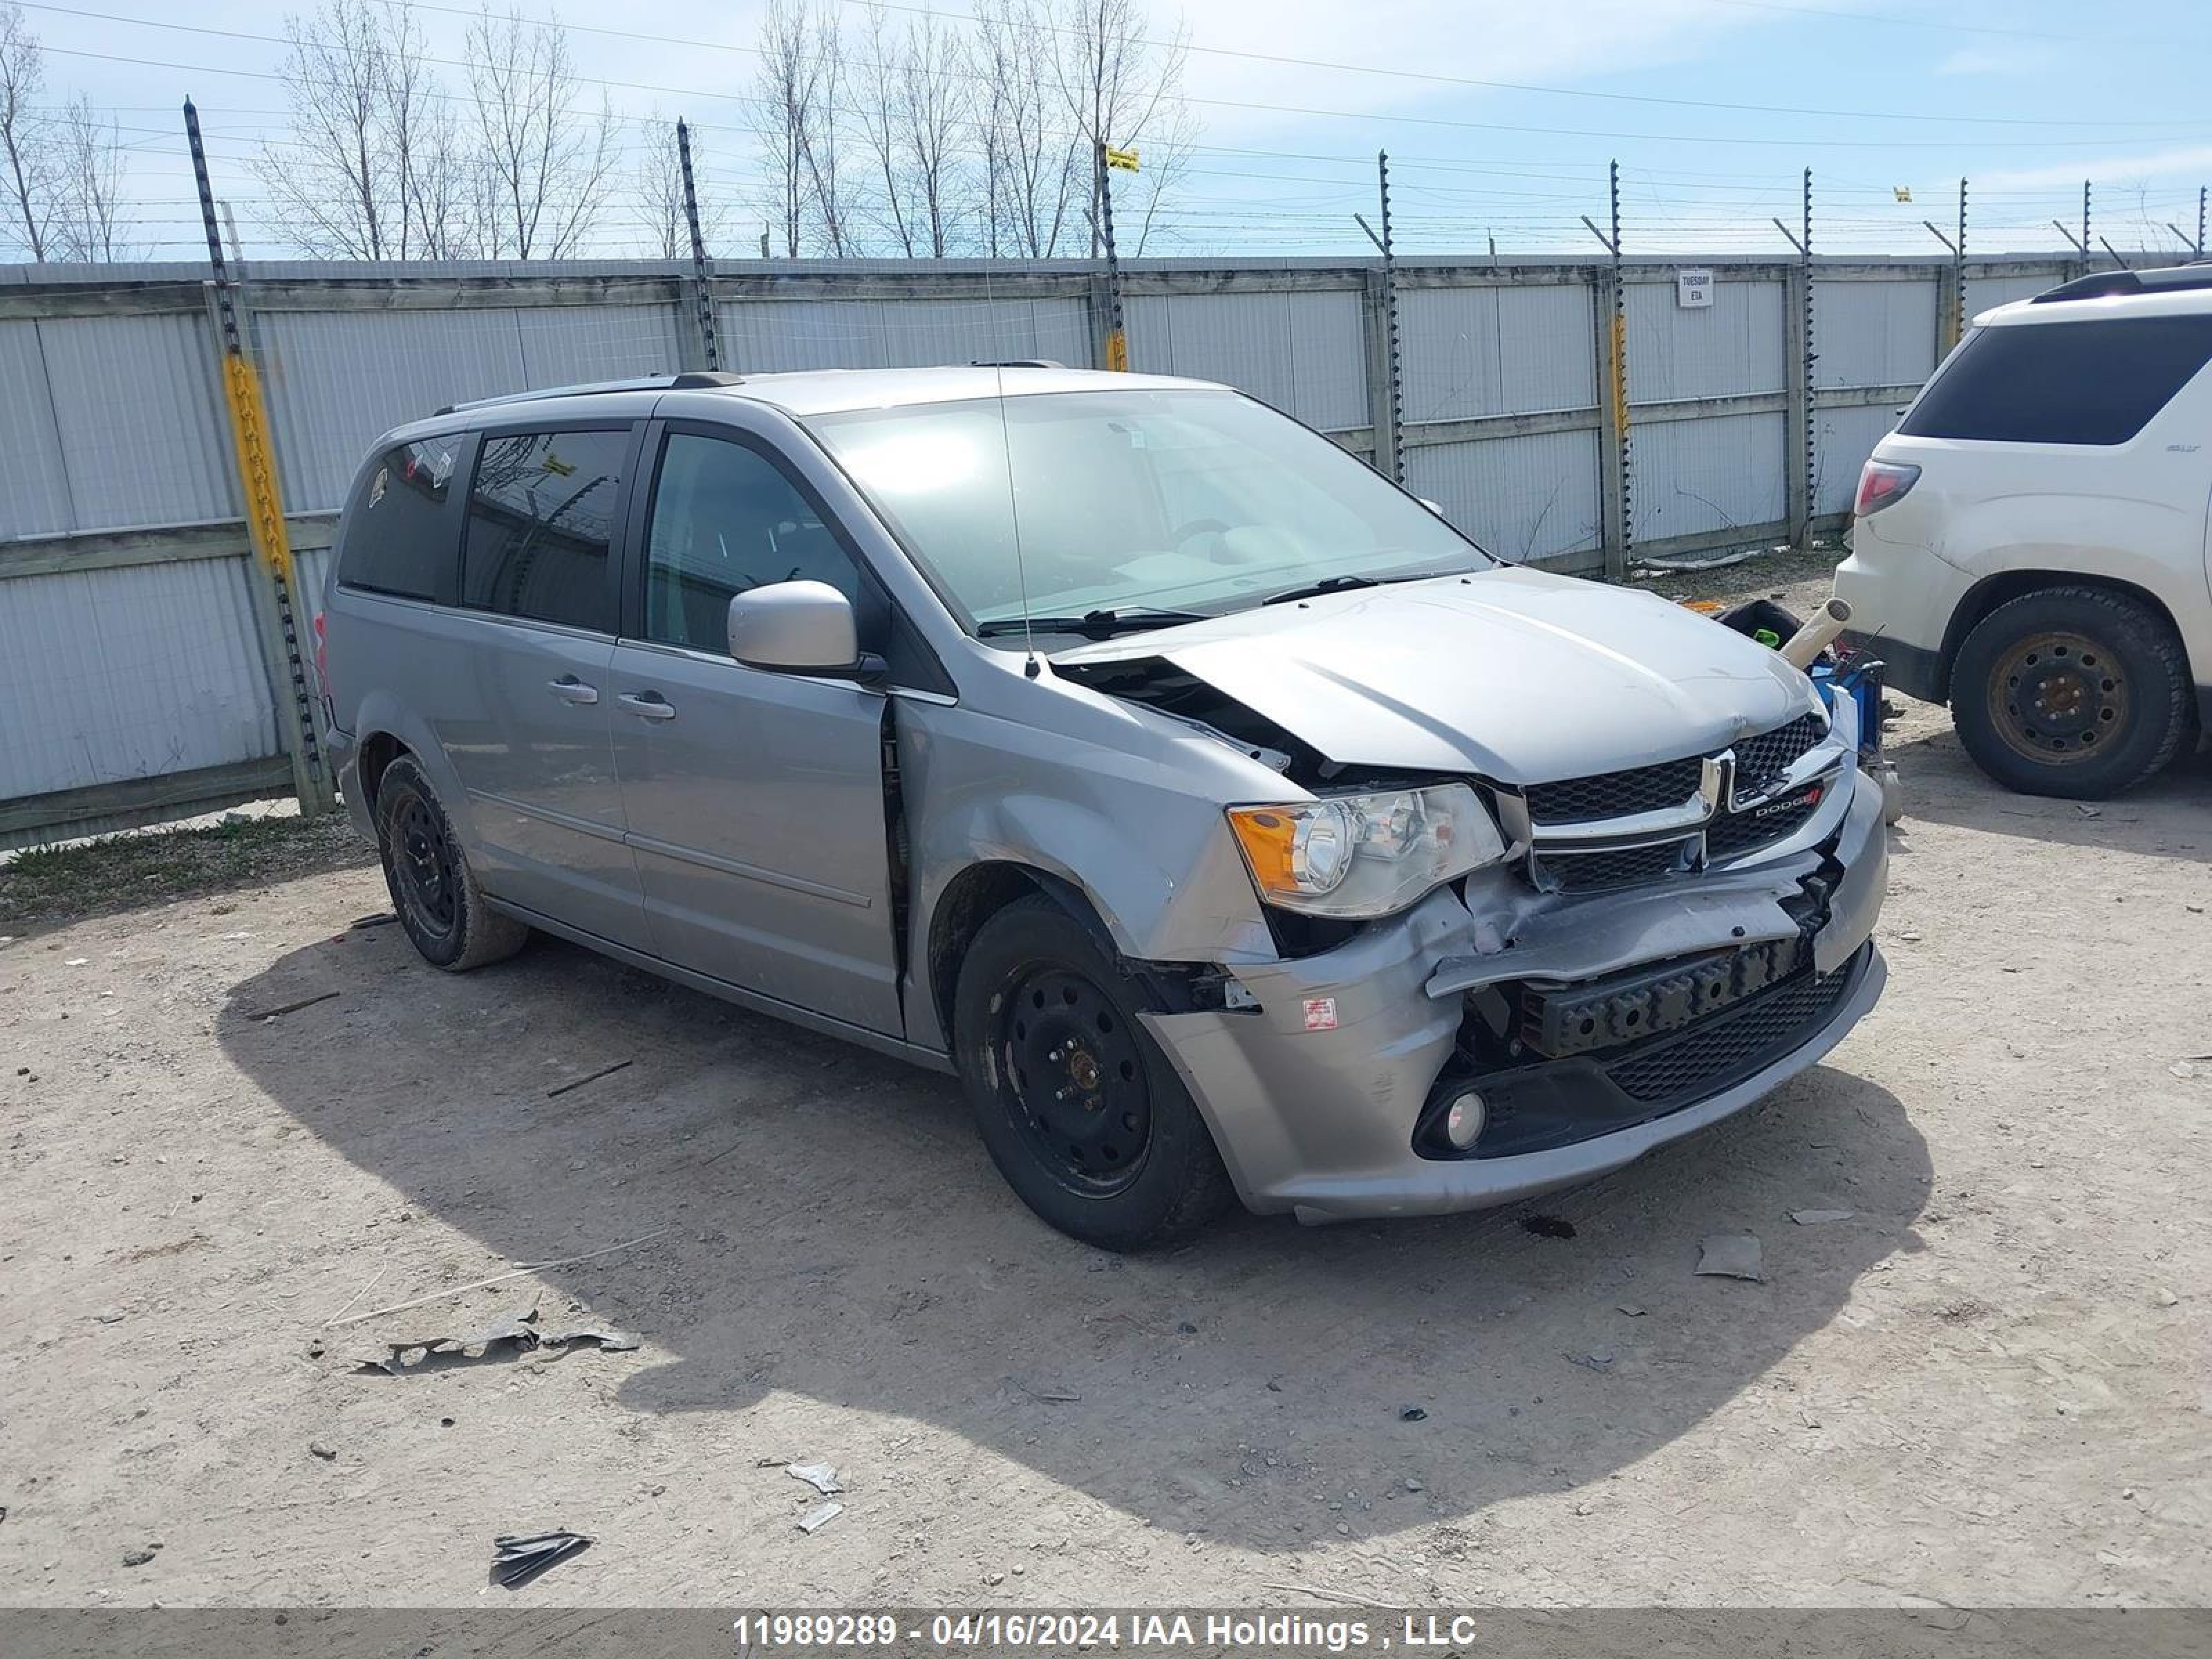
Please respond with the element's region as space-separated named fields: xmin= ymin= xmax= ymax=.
xmin=1126 ymin=288 xmax=1369 ymax=431
xmin=1813 ymin=276 xmax=1939 ymax=389
xmin=1626 ymin=272 xmax=1787 ymax=547
xmin=719 ymin=294 xmax=1094 ymax=373
xmin=1398 ymin=281 xmax=1595 ymax=422
xmin=35 ymin=312 xmax=238 ymax=533
xmin=1965 ymin=269 xmax=2059 ymax=321
xmin=0 ymin=319 xmax=73 ymax=539
xmin=1407 ymin=428 xmax=1603 ymax=566
xmin=0 ymin=556 xmax=275 ymax=804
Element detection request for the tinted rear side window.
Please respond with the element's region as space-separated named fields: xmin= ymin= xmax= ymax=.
xmin=1900 ymin=315 xmax=2212 ymax=444
xmin=338 ymin=437 xmax=463 ymax=599
xmin=461 ymin=429 xmax=628 ymax=631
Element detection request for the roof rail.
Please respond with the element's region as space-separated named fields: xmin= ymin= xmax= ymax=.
xmin=2032 ymin=263 xmax=2212 ymax=304
xmin=435 ymin=369 xmax=743 ymax=417
xmin=967 ymin=358 xmax=1065 ymax=369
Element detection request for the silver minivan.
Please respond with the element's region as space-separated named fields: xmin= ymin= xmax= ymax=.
xmin=319 ymin=366 xmax=1888 ymax=1248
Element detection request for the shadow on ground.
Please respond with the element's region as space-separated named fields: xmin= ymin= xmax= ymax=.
xmin=216 ymin=921 xmax=1928 ymax=1550
xmin=1883 ymin=718 xmax=2211 ymax=862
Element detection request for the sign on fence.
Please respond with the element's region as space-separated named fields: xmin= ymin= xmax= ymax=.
xmin=1676 ymin=268 xmax=1714 ymax=309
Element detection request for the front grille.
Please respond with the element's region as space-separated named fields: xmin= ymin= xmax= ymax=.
xmin=1732 ymin=712 xmax=1826 ymax=796
xmin=1607 ymin=962 xmax=1855 ymax=1105
xmin=1533 ymin=836 xmax=1695 ymax=894
xmin=1524 ymin=756 xmax=1703 ymax=825
xmin=1706 ymin=783 xmax=1826 ymax=860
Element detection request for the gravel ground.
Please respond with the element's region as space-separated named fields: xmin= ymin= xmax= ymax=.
xmin=2 ymin=559 xmax=2208 ymax=1609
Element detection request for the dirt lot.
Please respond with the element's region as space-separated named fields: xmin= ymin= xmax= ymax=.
xmin=2 ymin=563 xmax=2209 ymax=1609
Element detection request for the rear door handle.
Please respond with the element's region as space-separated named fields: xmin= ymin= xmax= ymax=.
xmin=617 ymin=691 xmax=677 ymax=722
xmin=547 ymin=675 xmax=599 ymax=705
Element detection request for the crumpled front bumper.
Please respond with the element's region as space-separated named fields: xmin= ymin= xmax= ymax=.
xmin=1141 ymin=768 xmax=1889 ymax=1223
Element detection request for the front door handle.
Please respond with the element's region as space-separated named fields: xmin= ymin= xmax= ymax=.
xmin=547 ymin=675 xmax=599 ymax=705
xmin=617 ymin=691 xmax=677 ymax=722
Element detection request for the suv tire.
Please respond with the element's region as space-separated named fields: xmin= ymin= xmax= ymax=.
xmin=373 ymin=754 xmax=530 ymax=971
xmin=1951 ymin=585 xmax=2195 ymax=800
xmin=953 ymin=894 xmax=1234 ymax=1250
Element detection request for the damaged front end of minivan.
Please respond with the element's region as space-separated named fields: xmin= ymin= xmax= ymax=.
xmin=925 ymin=574 xmax=1889 ymax=1224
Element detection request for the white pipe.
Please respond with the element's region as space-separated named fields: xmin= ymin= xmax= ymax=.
xmin=1779 ymin=596 xmax=1853 ymax=669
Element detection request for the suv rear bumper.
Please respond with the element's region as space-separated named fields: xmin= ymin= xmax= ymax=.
xmin=1142 ymin=769 xmax=1888 ymax=1223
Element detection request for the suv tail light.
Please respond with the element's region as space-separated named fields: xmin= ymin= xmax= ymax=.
xmin=1854 ymin=458 xmax=1921 ymax=516
xmin=312 ymin=611 xmax=334 ymax=724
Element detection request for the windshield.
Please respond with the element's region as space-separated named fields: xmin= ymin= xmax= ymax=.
xmin=806 ymin=388 xmax=1492 ymax=634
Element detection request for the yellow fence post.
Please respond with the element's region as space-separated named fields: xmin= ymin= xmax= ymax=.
xmin=185 ymin=98 xmax=332 ymax=818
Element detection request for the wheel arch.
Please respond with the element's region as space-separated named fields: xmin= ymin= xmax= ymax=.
xmin=1938 ymin=570 xmax=2195 ymax=701
xmin=354 ymin=729 xmax=413 ymax=818
xmin=921 ymin=861 xmax=1118 ymax=1053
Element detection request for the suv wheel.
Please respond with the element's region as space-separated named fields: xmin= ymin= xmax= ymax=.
xmin=373 ymin=755 xmax=530 ymax=971
xmin=1950 ymin=585 xmax=2195 ymax=799
xmin=953 ymin=894 xmax=1234 ymax=1250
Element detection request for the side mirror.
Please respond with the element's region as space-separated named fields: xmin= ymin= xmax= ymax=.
xmin=727 ymin=581 xmax=881 ymax=682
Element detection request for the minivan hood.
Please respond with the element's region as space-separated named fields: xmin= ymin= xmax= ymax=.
xmin=1053 ymin=565 xmax=1816 ymax=782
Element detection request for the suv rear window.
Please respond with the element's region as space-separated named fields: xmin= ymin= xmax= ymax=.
xmin=337 ymin=437 xmax=462 ymax=599
xmin=1900 ymin=315 xmax=2212 ymax=445
xmin=460 ymin=429 xmax=628 ymax=632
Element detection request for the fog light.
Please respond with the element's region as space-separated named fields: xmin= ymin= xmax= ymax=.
xmin=1443 ymin=1089 xmax=1487 ymax=1150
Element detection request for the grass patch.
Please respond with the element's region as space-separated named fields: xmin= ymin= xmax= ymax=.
xmin=0 ymin=812 xmax=374 ymax=932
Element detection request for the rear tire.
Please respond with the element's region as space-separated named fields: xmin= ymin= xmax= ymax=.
xmin=953 ymin=894 xmax=1234 ymax=1250
xmin=373 ymin=754 xmax=529 ymax=971
xmin=1949 ymin=585 xmax=2194 ymax=800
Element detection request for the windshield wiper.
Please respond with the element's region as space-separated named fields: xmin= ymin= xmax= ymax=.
xmin=975 ymin=606 xmax=1208 ymax=640
xmin=1261 ymin=568 xmax=1459 ymax=606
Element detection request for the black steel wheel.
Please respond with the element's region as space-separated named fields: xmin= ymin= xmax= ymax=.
xmin=997 ymin=966 xmax=1154 ymax=1196
xmin=393 ymin=789 xmax=460 ymax=939
xmin=373 ymin=754 xmax=529 ymax=971
xmin=954 ymin=893 xmax=1233 ymax=1249
xmin=1951 ymin=585 xmax=2195 ymax=800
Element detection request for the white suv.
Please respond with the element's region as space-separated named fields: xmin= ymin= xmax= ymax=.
xmin=1835 ymin=265 xmax=2212 ymax=798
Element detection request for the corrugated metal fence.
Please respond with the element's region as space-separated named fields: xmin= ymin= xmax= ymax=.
xmin=0 ymin=252 xmax=2072 ymax=848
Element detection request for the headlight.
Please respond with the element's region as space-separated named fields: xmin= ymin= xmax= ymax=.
xmin=1226 ymin=783 xmax=1509 ymax=919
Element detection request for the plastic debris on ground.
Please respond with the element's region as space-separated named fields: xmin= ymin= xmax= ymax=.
xmin=491 ymin=1530 xmax=592 ymax=1588
xmin=786 ymin=1461 xmax=843 ymax=1497
xmin=1695 ymin=1233 xmax=1765 ymax=1281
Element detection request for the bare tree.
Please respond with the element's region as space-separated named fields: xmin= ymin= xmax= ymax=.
xmin=973 ymin=0 xmax=1079 ymax=257
xmin=0 ymin=1 xmax=54 ymax=261
xmin=51 ymin=93 xmax=131 ymax=261
xmin=751 ymin=0 xmax=854 ymax=257
xmin=635 ymin=116 xmax=726 ymax=261
xmin=1047 ymin=0 xmax=1192 ymax=256
xmin=465 ymin=3 xmax=616 ymax=259
xmin=856 ymin=3 xmax=973 ymax=257
xmin=256 ymin=0 xmax=396 ymax=258
xmin=382 ymin=2 xmax=476 ymax=258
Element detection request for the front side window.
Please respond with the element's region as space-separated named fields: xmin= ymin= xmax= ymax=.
xmin=642 ymin=433 xmax=864 ymax=653
xmin=339 ymin=437 xmax=461 ymax=599
xmin=806 ymin=388 xmax=1489 ymax=631
xmin=1900 ymin=315 xmax=2212 ymax=445
xmin=460 ymin=429 xmax=627 ymax=631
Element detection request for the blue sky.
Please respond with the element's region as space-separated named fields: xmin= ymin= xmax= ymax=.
xmin=14 ymin=0 xmax=2212 ymax=260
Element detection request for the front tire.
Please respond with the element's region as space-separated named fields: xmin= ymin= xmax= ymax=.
xmin=1949 ymin=585 xmax=2195 ymax=800
xmin=373 ymin=754 xmax=529 ymax=971
xmin=953 ymin=894 xmax=1233 ymax=1250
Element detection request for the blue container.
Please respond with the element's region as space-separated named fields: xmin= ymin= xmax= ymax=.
xmin=1810 ymin=660 xmax=1884 ymax=756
